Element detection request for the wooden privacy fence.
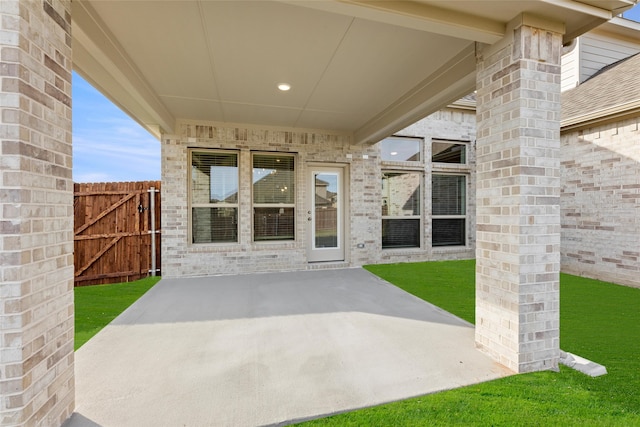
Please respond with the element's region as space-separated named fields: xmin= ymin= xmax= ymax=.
xmin=315 ymin=208 xmax=337 ymax=232
xmin=74 ymin=181 xmax=161 ymax=286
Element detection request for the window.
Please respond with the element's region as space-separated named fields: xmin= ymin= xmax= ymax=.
xmin=381 ymin=171 xmax=421 ymax=248
xmin=190 ymin=151 xmax=238 ymax=243
xmin=253 ymin=154 xmax=295 ymax=241
xmin=432 ymin=174 xmax=466 ymax=246
xmin=432 ymin=140 xmax=466 ymax=164
xmin=380 ymin=136 xmax=421 ymax=162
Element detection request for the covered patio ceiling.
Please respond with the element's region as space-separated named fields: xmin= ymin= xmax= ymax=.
xmin=72 ymin=0 xmax=635 ymax=144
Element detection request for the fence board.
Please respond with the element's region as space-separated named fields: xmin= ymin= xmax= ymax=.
xmin=75 ymin=236 xmax=122 ymax=277
xmin=74 ymin=181 xmax=161 ymax=286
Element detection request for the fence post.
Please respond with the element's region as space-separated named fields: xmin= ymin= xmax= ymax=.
xmin=149 ymin=186 xmax=157 ymax=276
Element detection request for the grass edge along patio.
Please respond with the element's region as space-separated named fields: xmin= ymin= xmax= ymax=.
xmin=74 ymin=260 xmax=640 ymax=426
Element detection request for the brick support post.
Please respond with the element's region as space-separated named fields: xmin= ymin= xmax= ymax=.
xmin=475 ymin=16 xmax=563 ymax=373
xmin=0 ymin=1 xmax=74 ymax=425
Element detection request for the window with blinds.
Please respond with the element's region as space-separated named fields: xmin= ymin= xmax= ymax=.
xmin=190 ymin=151 xmax=238 ymax=243
xmin=252 ymin=154 xmax=295 ymax=241
xmin=381 ymin=171 xmax=421 ymax=248
xmin=432 ymin=174 xmax=466 ymax=246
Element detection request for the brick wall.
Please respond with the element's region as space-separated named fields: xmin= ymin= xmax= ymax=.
xmin=561 ymin=118 xmax=640 ymax=288
xmin=161 ymin=110 xmax=476 ymax=278
xmin=0 ymin=1 xmax=74 ymax=425
xmin=384 ymin=106 xmax=476 ymax=263
xmin=161 ymin=122 xmax=376 ymax=277
xmin=475 ymin=19 xmax=563 ymax=373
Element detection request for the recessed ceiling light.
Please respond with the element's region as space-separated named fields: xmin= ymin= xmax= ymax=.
xmin=278 ymin=83 xmax=291 ymax=91
xmin=390 ymin=151 xmax=398 ymax=156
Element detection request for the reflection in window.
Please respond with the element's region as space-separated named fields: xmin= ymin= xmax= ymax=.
xmin=253 ymin=207 xmax=294 ymax=241
xmin=380 ymin=136 xmax=422 ymax=162
xmin=381 ymin=171 xmax=421 ymax=248
xmin=191 ymin=151 xmax=238 ymax=243
xmin=314 ymin=173 xmax=339 ymax=248
xmin=432 ymin=218 xmax=465 ymax=247
xmin=253 ymin=154 xmax=295 ymax=241
xmin=432 ymin=141 xmax=466 ymax=164
xmin=432 ymin=174 xmax=466 ymax=246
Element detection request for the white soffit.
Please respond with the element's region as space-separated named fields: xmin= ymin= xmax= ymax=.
xmin=72 ymin=1 xmax=175 ymax=139
xmin=72 ymin=0 xmax=636 ymax=144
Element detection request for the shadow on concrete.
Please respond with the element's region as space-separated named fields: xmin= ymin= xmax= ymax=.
xmin=72 ymin=268 xmax=511 ymax=427
xmin=62 ymin=413 xmax=102 ymax=427
xmin=110 ymin=268 xmax=470 ymax=327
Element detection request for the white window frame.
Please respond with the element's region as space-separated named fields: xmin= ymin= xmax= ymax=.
xmin=380 ymin=136 xmax=424 ymax=164
xmin=381 ymin=169 xmax=423 ymax=249
xmin=251 ymin=152 xmax=296 ymax=243
xmin=431 ymin=139 xmax=469 ymax=166
xmin=431 ymin=173 xmax=467 ymax=247
xmin=188 ymin=149 xmax=240 ymax=245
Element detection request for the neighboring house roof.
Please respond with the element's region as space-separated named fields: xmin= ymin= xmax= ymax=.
xmin=562 ymin=53 xmax=640 ymax=131
xmin=448 ymin=93 xmax=476 ymax=111
xmin=315 ymin=194 xmax=334 ymax=207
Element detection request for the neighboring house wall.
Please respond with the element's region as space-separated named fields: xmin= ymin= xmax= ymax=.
xmin=560 ymin=25 xmax=640 ymax=289
xmin=161 ymin=106 xmax=476 ymax=278
xmin=561 ymin=118 xmax=640 ymax=288
xmin=579 ymin=32 xmax=640 ymax=81
xmin=562 ymin=18 xmax=640 ymax=91
xmin=561 ymin=38 xmax=581 ymax=92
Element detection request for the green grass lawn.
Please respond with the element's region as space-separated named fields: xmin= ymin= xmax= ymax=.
xmin=74 ymin=276 xmax=161 ymax=350
xmin=300 ymin=260 xmax=640 ymax=426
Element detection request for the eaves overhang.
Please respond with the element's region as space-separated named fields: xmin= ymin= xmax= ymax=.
xmin=282 ymin=0 xmax=506 ymax=44
xmin=561 ymin=100 xmax=640 ymax=132
xmin=72 ymin=0 xmax=174 ymax=139
xmin=70 ymin=0 xmax=637 ymax=144
xmin=354 ymin=43 xmax=477 ymax=145
xmin=542 ymin=0 xmax=636 ymax=42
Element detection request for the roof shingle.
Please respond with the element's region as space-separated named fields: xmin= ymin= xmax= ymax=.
xmin=562 ymin=53 xmax=640 ymax=123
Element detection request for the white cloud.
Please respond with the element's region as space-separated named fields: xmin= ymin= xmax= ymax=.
xmin=73 ymin=172 xmax=112 ymax=183
xmin=73 ymin=72 xmax=161 ymax=183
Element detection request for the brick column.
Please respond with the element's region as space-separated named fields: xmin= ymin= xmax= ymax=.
xmin=0 ymin=1 xmax=74 ymax=425
xmin=475 ymin=15 xmax=563 ymax=373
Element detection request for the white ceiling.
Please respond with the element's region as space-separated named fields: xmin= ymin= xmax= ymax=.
xmin=72 ymin=0 xmax=636 ymax=144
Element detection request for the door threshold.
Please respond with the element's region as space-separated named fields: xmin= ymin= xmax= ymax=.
xmin=306 ymin=261 xmax=349 ymax=270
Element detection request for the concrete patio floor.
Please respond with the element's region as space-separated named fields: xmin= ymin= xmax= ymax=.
xmin=65 ymin=268 xmax=512 ymax=427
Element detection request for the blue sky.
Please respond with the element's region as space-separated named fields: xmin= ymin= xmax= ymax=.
xmin=72 ymin=6 xmax=640 ymax=183
xmin=72 ymin=72 xmax=161 ymax=182
xmin=625 ymin=4 xmax=640 ymax=21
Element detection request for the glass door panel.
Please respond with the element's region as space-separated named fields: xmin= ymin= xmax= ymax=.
xmin=308 ymin=167 xmax=344 ymax=262
xmin=314 ymin=172 xmax=339 ymax=249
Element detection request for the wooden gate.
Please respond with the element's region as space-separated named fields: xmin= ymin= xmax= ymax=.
xmin=74 ymin=181 xmax=161 ymax=286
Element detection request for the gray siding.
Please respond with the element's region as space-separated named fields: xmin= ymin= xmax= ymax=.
xmin=579 ymin=33 xmax=640 ymax=83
